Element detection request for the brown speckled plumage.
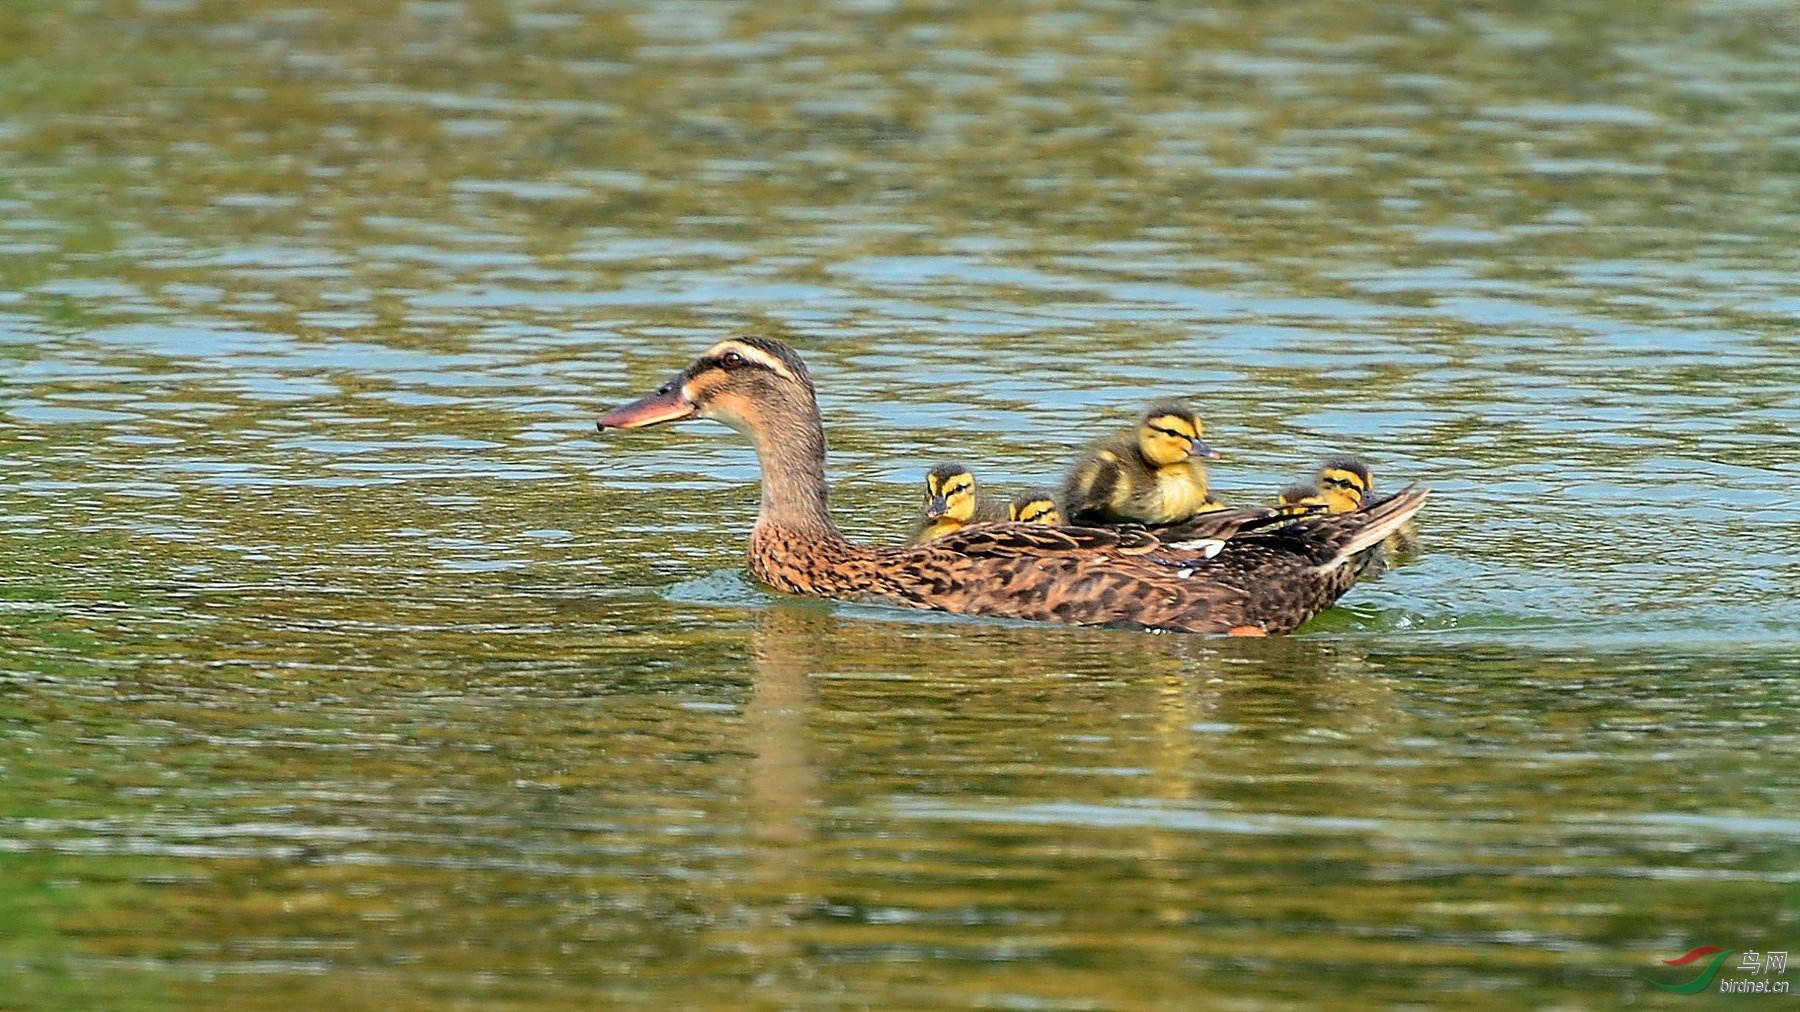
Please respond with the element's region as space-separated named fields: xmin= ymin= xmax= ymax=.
xmin=599 ymin=337 xmax=1430 ymax=636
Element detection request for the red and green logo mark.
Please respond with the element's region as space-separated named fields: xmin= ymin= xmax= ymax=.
xmin=1648 ymin=946 xmax=1736 ymax=994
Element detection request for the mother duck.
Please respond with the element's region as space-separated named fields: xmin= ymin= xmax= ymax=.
xmin=598 ymin=337 xmax=1428 ymax=635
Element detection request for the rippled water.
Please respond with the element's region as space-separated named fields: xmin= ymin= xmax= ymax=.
xmin=3 ymin=1 xmax=1799 ymax=1008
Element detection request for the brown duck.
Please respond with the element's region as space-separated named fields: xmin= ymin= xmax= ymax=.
xmin=597 ymin=337 xmax=1430 ymax=636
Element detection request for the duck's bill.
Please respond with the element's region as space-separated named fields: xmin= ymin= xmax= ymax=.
xmin=1191 ymin=439 xmax=1223 ymax=460
xmin=597 ymin=386 xmax=697 ymax=430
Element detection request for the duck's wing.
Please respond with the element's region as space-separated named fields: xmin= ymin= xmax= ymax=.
xmin=927 ymin=520 xmax=1165 ymax=558
xmin=935 ymin=504 xmax=1308 ymax=561
xmin=1150 ymin=503 xmax=1318 ymax=544
xmin=863 ymin=489 xmax=1429 ymax=636
xmin=1219 ymin=487 xmax=1430 ymax=567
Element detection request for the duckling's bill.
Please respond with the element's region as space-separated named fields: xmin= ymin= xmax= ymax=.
xmin=598 ymin=382 xmax=697 ymax=429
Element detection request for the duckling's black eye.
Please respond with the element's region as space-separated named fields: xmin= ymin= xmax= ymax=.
xmin=719 ymin=352 xmax=746 ymax=371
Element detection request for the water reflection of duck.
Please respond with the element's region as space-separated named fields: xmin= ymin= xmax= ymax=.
xmin=911 ymin=463 xmax=1007 ymax=543
xmin=1062 ymin=403 xmax=1227 ymax=527
xmin=599 ymin=337 xmax=1428 ymax=636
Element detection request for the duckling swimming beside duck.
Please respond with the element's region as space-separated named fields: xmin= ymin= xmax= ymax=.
xmin=1063 ymin=402 xmax=1226 ymax=527
xmin=911 ymin=463 xmax=1006 ymax=543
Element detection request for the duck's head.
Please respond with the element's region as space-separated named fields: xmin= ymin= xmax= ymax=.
xmin=1008 ymin=489 xmax=1063 ymax=526
xmin=922 ymin=463 xmax=978 ymax=523
xmin=1316 ymin=455 xmax=1373 ymax=513
xmin=1137 ymin=402 xmax=1221 ymax=467
xmin=597 ymin=336 xmax=815 ymax=437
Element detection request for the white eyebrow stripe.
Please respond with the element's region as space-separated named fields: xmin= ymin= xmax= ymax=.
xmin=706 ymin=340 xmax=797 ymax=382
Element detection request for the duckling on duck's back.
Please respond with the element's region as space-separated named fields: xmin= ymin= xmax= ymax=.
xmin=1315 ymin=455 xmax=1420 ymax=557
xmin=1063 ymin=402 xmax=1225 ymax=527
xmin=1008 ymin=487 xmax=1064 ymax=526
xmin=911 ymin=463 xmax=1006 ymax=543
xmin=1275 ymin=480 xmax=1326 ymax=514
xmin=597 ymin=336 xmax=1430 ymax=636
xmin=1316 ymin=456 xmax=1373 ymax=514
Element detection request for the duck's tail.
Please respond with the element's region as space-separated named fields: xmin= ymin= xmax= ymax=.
xmin=1316 ymin=486 xmax=1430 ymax=571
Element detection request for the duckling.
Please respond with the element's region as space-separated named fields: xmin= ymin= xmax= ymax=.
xmin=1316 ymin=456 xmax=1373 ymax=514
xmin=1063 ymin=402 xmax=1226 ymax=527
xmin=1276 ymin=481 xmax=1326 ymax=515
xmin=1315 ymin=455 xmax=1420 ymax=557
xmin=911 ymin=463 xmax=1006 ymax=543
xmin=1008 ymin=488 xmax=1064 ymax=526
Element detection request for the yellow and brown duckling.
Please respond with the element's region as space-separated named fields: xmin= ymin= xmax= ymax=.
xmin=1314 ymin=455 xmax=1420 ymax=557
xmin=1276 ymin=481 xmax=1327 ymax=515
xmin=1008 ymin=488 xmax=1064 ymax=526
xmin=911 ymin=463 xmax=1007 ymax=543
xmin=1316 ymin=456 xmax=1372 ymax=514
xmin=1063 ymin=402 xmax=1227 ymax=527
xmin=599 ymin=336 xmax=1429 ymax=636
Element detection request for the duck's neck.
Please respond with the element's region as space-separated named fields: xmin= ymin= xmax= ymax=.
xmin=748 ymin=408 xmax=843 ymax=541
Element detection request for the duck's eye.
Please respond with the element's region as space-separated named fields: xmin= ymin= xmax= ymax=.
xmin=719 ymin=351 xmax=746 ymax=371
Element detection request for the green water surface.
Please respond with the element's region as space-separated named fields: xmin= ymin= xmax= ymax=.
xmin=2 ymin=1 xmax=1797 ymax=1009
